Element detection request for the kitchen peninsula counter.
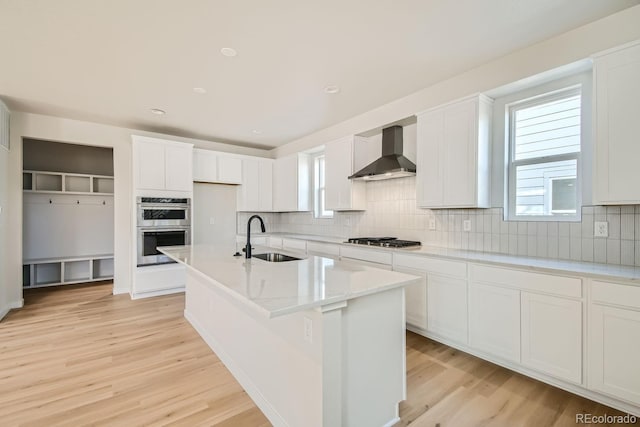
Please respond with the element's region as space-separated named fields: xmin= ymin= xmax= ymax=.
xmin=159 ymin=244 xmax=420 ymax=427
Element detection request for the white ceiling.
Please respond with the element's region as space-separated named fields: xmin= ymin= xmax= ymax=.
xmin=0 ymin=0 xmax=638 ymax=149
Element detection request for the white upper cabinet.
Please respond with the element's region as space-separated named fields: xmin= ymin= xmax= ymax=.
xmin=193 ymin=148 xmax=242 ymax=184
xmin=237 ymin=157 xmax=273 ymax=212
xmin=133 ymin=136 xmax=193 ymax=194
xmin=593 ymin=40 xmax=640 ymax=205
xmin=273 ymin=154 xmax=310 ymax=212
xmin=416 ymin=94 xmax=492 ymax=208
xmin=324 ymin=136 xmax=367 ymax=211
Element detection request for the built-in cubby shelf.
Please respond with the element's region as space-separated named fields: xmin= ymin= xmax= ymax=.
xmin=23 ymin=170 xmax=114 ymax=195
xmin=23 ymin=255 xmax=114 ymax=288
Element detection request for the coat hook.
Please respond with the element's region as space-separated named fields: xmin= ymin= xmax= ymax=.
xmin=102 ymin=200 xmax=106 ymax=205
xmin=77 ymin=200 xmax=80 ymax=204
xmin=49 ymin=199 xmax=52 ymax=204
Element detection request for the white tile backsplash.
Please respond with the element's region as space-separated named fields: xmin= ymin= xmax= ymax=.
xmin=240 ymin=176 xmax=640 ymax=267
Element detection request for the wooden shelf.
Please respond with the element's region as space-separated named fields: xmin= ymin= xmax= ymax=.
xmin=23 ymin=170 xmax=114 ymax=195
xmin=23 ymin=255 xmax=114 ymax=288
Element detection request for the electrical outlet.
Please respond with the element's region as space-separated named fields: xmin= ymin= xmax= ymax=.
xmin=303 ymin=317 xmax=313 ymax=343
xmin=594 ymin=221 xmax=609 ymax=238
xmin=463 ymin=220 xmax=471 ymax=232
xmin=345 ymin=216 xmax=351 ymax=227
xmin=209 ymin=217 xmax=215 ymax=225
xmin=428 ymin=219 xmax=436 ymax=230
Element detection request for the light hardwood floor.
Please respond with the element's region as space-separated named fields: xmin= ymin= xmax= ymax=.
xmin=0 ymin=283 xmax=635 ymax=426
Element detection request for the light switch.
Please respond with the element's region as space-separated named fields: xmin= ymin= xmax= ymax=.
xmin=428 ymin=219 xmax=436 ymax=230
xmin=463 ymin=220 xmax=471 ymax=232
xmin=209 ymin=217 xmax=215 ymax=225
xmin=594 ymin=221 xmax=608 ymax=238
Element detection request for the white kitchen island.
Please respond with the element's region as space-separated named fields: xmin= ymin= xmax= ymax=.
xmin=159 ymin=244 xmax=420 ymax=427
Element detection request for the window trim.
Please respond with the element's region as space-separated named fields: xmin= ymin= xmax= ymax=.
xmin=506 ymin=86 xmax=582 ymax=222
xmin=313 ymin=153 xmax=333 ymax=219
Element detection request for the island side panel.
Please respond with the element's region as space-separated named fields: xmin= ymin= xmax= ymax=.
xmin=184 ymin=270 xmax=324 ymax=427
xmin=342 ymin=287 xmax=406 ymax=427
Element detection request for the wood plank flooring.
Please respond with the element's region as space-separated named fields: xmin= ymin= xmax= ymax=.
xmin=0 ymin=283 xmax=636 ymax=426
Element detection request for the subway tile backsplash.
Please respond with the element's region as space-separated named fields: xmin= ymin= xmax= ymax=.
xmin=238 ymin=176 xmax=640 ymax=267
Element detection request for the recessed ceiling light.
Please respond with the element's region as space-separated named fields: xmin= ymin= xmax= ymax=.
xmin=220 ymin=47 xmax=238 ymax=57
xmin=193 ymin=87 xmax=207 ymax=94
xmin=324 ymin=85 xmax=340 ymax=94
xmin=150 ymin=108 xmax=166 ymax=115
xmin=252 ymin=129 xmax=263 ymax=135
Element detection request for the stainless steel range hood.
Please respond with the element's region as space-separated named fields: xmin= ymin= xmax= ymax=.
xmin=348 ymin=126 xmax=416 ymax=181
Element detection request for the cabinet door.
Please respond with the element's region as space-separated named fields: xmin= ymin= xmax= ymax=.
xmin=394 ymin=265 xmax=427 ymax=330
xmin=594 ymin=42 xmax=640 ymax=204
xmin=258 ymin=160 xmax=273 ymax=211
xmin=273 ymin=155 xmax=298 ymax=212
xmin=469 ymin=282 xmax=520 ymax=363
xmin=218 ymin=156 xmax=243 ymax=184
xmin=521 ymin=292 xmax=582 ymax=384
xmin=136 ymin=141 xmax=166 ymax=190
xmin=589 ymin=304 xmax=640 ymax=404
xmin=427 ymin=274 xmax=468 ymax=344
xmin=238 ymin=158 xmax=260 ymax=211
xmin=416 ymin=110 xmax=444 ymax=207
xmin=193 ymin=149 xmax=218 ymax=183
xmin=442 ymin=99 xmax=476 ymax=207
xmin=165 ymin=145 xmax=193 ymax=192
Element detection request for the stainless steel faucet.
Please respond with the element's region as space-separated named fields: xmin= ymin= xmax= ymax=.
xmin=245 ymin=215 xmax=266 ymax=259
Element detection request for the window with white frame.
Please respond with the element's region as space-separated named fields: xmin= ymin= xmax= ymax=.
xmin=507 ymin=86 xmax=582 ymax=220
xmin=314 ymin=154 xmax=333 ymax=218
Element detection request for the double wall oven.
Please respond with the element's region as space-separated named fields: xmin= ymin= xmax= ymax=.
xmin=137 ymin=197 xmax=191 ymax=266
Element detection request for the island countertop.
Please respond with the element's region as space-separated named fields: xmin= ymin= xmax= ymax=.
xmin=158 ymin=244 xmax=420 ymax=318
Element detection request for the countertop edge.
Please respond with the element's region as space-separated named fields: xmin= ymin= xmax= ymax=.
xmin=238 ymin=232 xmax=640 ymax=283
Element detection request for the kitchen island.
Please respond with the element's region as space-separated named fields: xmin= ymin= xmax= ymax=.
xmin=159 ymin=244 xmax=420 ymax=427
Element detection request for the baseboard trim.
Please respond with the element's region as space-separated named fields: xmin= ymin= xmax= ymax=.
xmin=131 ymin=287 xmax=184 ymax=300
xmin=184 ymin=310 xmax=289 ymax=427
xmin=0 ymin=299 xmax=24 ymax=321
xmin=112 ymin=287 xmax=130 ymax=295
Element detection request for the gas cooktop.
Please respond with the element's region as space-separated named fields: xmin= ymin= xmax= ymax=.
xmin=346 ymin=237 xmax=421 ymax=248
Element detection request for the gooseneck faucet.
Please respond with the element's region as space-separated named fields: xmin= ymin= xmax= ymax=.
xmin=245 ymin=215 xmax=266 ymax=259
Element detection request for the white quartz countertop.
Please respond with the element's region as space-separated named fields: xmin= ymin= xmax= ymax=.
xmin=239 ymin=232 xmax=640 ymax=282
xmin=158 ymin=244 xmax=420 ymax=318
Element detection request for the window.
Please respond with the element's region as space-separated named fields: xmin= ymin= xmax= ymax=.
xmin=507 ymin=87 xmax=581 ymax=220
xmin=314 ymin=154 xmax=333 ymax=218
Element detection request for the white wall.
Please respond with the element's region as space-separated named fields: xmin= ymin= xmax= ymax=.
xmin=1 ymin=112 xmax=271 ymax=310
xmin=0 ymin=104 xmax=13 ymax=316
xmin=271 ymin=5 xmax=640 ymax=158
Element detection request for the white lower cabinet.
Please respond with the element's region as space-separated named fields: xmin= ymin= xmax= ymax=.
xmin=521 ymin=292 xmax=582 ymax=384
xmin=393 ymin=265 xmax=427 ymax=330
xmin=469 ymin=282 xmax=521 ymax=363
xmin=589 ymin=280 xmax=640 ymax=405
xmin=427 ymin=274 xmax=468 ymax=344
xmin=469 ymin=264 xmax=583 ymax=380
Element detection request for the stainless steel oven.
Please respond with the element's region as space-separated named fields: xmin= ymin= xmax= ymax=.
xmin=136 ymin=197 xmax=191 ymax=227
xmin=137 ymin=226 xmax=191 ymax=266
xmin=136 ymin=197 xmax=191 ymax=266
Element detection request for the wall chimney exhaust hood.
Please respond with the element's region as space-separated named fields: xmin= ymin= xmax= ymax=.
xmin=349 ymin=125 xmax=416 ymax=181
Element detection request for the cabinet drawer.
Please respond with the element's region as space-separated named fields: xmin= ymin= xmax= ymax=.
xmin=394 ymin=254 xmax=466 ymax=278
xmin=340 ymin=246 xmax=392 ymax=265
xmin=306 ymin=241 xmax=340 ymax=257
xmin=470 ymin=264 xmax=581 ymax=298
xmin=591 ymin=280 xmax=640 ymax=309
xmin=282 ymin=238 xmax=306 ymax=252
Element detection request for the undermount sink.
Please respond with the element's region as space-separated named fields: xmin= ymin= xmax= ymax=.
xmin=254 ymin=253 xmax=302 ymax=262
